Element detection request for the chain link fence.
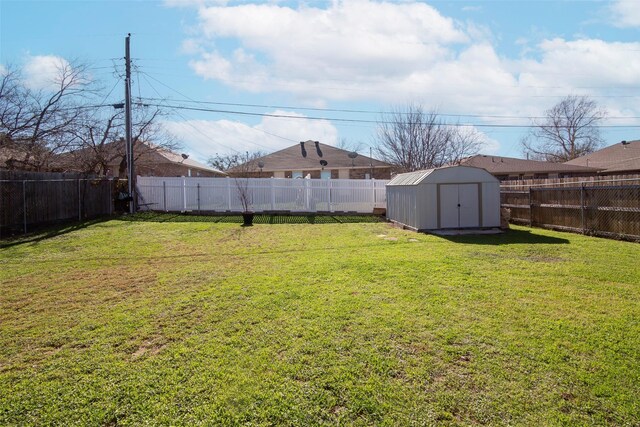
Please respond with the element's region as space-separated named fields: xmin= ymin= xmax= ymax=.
xmin=501 ymin=177 xmax=640 ymax=241
xmin=0 ymin=172 xmax=119 ymax=238
xmin=4 ymin=170 xmax=640 ymax=241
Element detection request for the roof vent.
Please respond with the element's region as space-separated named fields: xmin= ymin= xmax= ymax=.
xmin=621 ymin=140 xmax=629 ymax=145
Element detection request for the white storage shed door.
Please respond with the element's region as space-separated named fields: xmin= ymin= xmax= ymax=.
xmin=439 ymin=183 xmax=480 ymax=228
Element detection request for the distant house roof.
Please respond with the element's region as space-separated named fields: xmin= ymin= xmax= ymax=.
xmin=230 ymin=141 xmax=392 ymax=173
xmin=564 ymin=140 xmax=640 ymax=173
xmin=53 ymin=140 xmax=225 ymax=176
xmin=458 ymin=154 xmax=598 ymax=175
xmin=152 ymin=147 xmax=224 ymax=175
xmin=0 ymin=144 xmax=50 ymax=171
xmin=0 ymin=147 xmax=27 ymax=168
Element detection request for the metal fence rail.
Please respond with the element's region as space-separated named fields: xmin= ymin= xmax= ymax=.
xmin=137 ymin=176 xmax=389 ymax=214
xmin=0 ymin=177 xmax=116 ymax=237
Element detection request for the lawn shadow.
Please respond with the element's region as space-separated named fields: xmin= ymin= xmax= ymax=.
xmin=0 ymin=218 xmax=109 ymax=249
xmin=119 ymin=212 xmax=385 ymax=225
xmin=433 ymin=228 xmax=570 ymax=245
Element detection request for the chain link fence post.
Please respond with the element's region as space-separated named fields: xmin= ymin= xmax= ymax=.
xmin=22 ymin=180 xmax=27 ymax=234
xmin=580 ymin=183 xmax=585 ymax=234
xmin=528 ymin=186 xmax=533 ymax=226
xmin=78 ymin=178 xmax=82 ymax=221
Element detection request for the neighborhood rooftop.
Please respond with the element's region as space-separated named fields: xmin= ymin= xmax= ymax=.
xmin=458 ymin=154 xmax=599 ymax=175
xmin=564 ymin=140 xmax=640 ymax=173
xmin=233 ymin=141 xmax=391 ymax=172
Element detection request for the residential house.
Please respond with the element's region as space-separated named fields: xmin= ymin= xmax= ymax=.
xmin=55 ymin=140 xmax=225 ymax=178
xmin=229 ymin=141 xmax=393 ymax=179
xmin=564 ymin=140 xmax=640 ymax=175
xmin=458 ymin=154 xmax=598 ymax=180
xmin=136 ymin=147 xmax=225 ymax=178
xmin=0 ymin=138 xmax=55 ymax=172
xmin=0 ymin=146 xmax=30 ymax=170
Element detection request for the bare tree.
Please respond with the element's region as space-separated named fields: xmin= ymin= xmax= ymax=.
xmin=227 ymin=152 xmax=263 ymax=218
xmin=64 ymin=106 xmax=180 ymax=176
xmin=0 ymin=60 xmax=99 ymax=170
xmin=0 ymin=67 xmax=26 ymax=138
xmin=337 ymin=138 xmax=365 ymax=153
xmin=522 ymin=95 xmax=606 ymax=162
xmin=374 ymin=104 xmax=482 ymax=172
xmin=1 ymin=60 xmax=181 ymax=175
xmin=65 ymin=111 xmax=121 ymax=175
xmin=208 ymin=150 xmax=265 ymax=173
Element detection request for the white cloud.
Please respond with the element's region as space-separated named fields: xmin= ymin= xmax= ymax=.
xmin=473 ymin=130 xmax=501 ymax=155
xmin=188 ymin=0 xmax=468 ymax=98
xmin=162 ymin=110 xmax=338 ymax=159
xmin=22 ymin=55 xmax=70 ymax=91
xmin=513 ymin=38 xmax=640 ymax=118
xmin=180 ymin=38 xmax=205 ymax=55
xmin=609 ymin=0 xmax=640 ymax=28
xmin=521 ymin=38 xmax=640 ymax=88
xmin=172 ymin=0 xmax=640 ymax=145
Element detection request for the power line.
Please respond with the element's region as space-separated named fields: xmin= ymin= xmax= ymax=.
xmin=135 ymin=70 xmax=640 ymax=98
xmin=133 ymin=101 xmax=639 ymax=129
xmin=138 ymin=71 xmax=287 ymax=155
xmin=136 ymin=96 xmax=640 ymax=121
xmin=88 ymin=77 xmax=123 ymax=118
xmin=138 ymin=72 xmax=242 ymax=155
xmin=138 ymin=70 xmax=299 ymax=147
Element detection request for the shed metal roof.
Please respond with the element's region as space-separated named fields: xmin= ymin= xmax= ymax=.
xmin=387 ymin=165 xmax=499 ymax=186
xmin=387 ymin=169 xmax=436 ymax=186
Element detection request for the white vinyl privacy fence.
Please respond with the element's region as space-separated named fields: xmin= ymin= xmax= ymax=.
xmin=137 ymin=177 xmax=388 ymax=214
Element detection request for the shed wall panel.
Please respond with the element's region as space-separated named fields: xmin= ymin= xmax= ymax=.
xmin=439 ymin=184 xmax=460 ymax=228
xmin=417 ymin=184 xmax=438 ymax=230
xmin=459 ymin=183 xmax=480 ymax=227
xmin=481 ymin=182 xmax=501 ymax=227
xmin=387 ymin=187 xmax=418 ymax=229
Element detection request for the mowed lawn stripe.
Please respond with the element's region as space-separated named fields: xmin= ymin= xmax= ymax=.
xmin=0 ymin=216 xmax=638 ymax=425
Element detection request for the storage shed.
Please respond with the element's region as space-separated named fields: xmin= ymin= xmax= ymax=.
xmin=386 ymin=165 xmax=500 ymax=231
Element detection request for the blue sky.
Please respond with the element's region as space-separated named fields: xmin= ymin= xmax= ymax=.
xmin=2 ymin=0 xmax=639 ymax=163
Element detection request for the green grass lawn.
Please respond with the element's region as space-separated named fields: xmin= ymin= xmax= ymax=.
xmin=1 ymin=214 xmax=639 ymax=426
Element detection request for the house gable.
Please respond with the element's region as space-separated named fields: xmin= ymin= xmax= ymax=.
xmin=229 ymin=141 xmax=393 ymax=179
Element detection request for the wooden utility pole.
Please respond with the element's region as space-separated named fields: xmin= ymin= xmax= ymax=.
xmin=125 ymin=33 xmax=135 ymax=213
